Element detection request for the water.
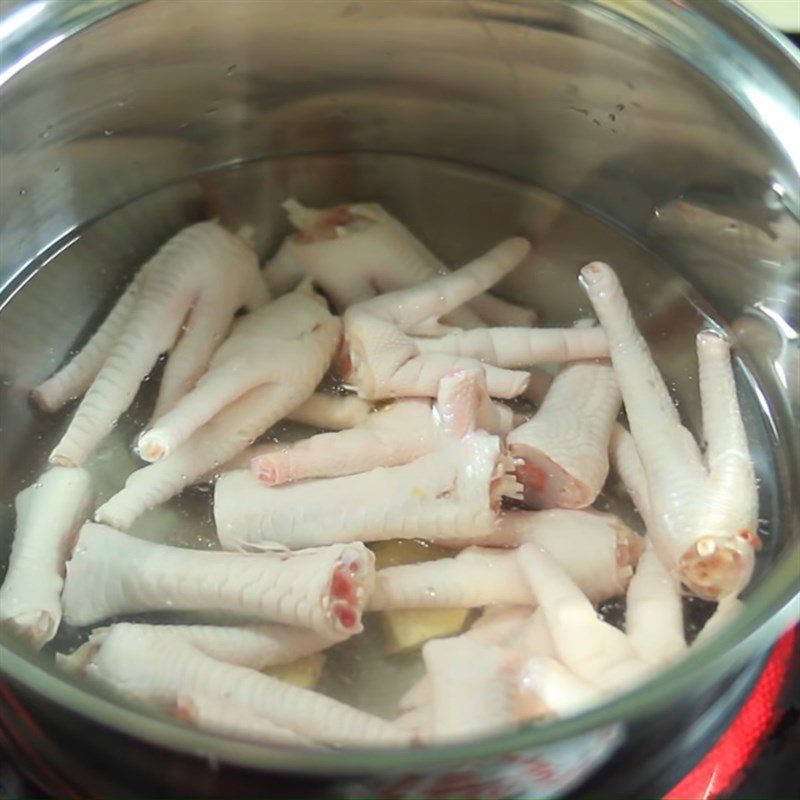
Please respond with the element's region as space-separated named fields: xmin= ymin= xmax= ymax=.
xmin=0 ymin=153 xmax=786 ymax=720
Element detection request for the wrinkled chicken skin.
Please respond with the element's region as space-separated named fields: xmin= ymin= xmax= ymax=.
xmin=177 ymin=692 xmax=317 ymax=747
xmin=368 ymin=532 xmax=634 ymax=612
xmin=507 ymin=362 xmax=621 ymax=509
xmin=95 ymin=289 xmax=341 ymax=530
xmin=342 ymin=238 xmax=533 ymax=400
xmin=264 ymin=199 xmax=536 ymax=328
xmin=35 ymin=222 xmax=268 ymax=467
xmin=138 ymin=286 xmax=340 ymax=461
xmin=422 ymin=636 xmax=515 ymax=743
xmin=516 ymin=545 xmax=650 ymax=691
xmin=251 ymin=368 xmax=513 ymax=486
xmin=62 ymin=524 xmax=374 ymax=637
xmin=217 ymin=433 xmax=510 ymax=550
xmin=0 ymin=468 xmax=92 ymax=647
xmin=412 ymin=325 xmax=609 ymax=370
xmin=61 ymin=622 xmax=336 ymax=673
xmin=66 ymin=624 xmax=410 ymax=747
xmin=580 ymin=262 xmax=759 ymax=599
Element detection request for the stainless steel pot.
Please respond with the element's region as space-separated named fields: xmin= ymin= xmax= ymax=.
xmin=0 ymin=1 xmax=798 ymax=797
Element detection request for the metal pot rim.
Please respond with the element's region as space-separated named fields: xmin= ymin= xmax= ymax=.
xmin=0 ymin=0 xmax=798 ymax=775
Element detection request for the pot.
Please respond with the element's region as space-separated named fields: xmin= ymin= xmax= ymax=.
xmin=0 ymin=1 xmax=798 ymax=797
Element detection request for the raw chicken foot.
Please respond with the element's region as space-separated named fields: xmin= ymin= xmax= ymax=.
xmin=95 ymin=288 xmax=341 ymax=529
xmin=342 ymin=237 xmax=533 ymax=400
xmin=264 ymin=199 xmax=537 ymax=327
xmin=137 ymin=285 xmax=340 ymax=461
xmin=35 ymin=222 xmax=268 ymax=467
xmin=507 ymin=361 xmax=621 ymax=509
xmin=0 ymin=468 xmax=92 ymax=647
xmin=62 ymin=524 xmax=374 ymax=637
xmin=63 ymin=623 xmax=409 ymax=747
xmin=580 ymin=262 xmax=759 ymax=599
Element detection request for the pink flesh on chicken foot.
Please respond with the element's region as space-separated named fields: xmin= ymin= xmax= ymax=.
xmin=137 ymin=286 xmax=340 ymax=461
xmin=36 ymin=222 xmax=268 ymax=467
xmin=507 ymin=361 xmax=621 ymax=509
xmin=579 ymin=261 xmax=758 ymax=599
xmin=342 ymin=237 xmax=532 ymax=400
xmin=62 ymin=524 xmax=373 ymax=637
xmin=0 ymin=468 xmax=92 ymax=648
xmin=67 ymin=624 xmax=410 ymax=747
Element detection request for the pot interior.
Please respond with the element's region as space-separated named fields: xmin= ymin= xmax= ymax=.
xmin=0 ymin=0 xmax=797 ymax=770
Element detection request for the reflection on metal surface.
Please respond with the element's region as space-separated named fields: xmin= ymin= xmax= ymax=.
xmin=0 ymin=0 xmax=797 ymax=789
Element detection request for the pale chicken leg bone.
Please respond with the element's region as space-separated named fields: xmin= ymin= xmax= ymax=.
xmin=579 ymin=262 xmax=759 ymax=599
xmin=507 ymin=361 xmax=621 ymax=509
xmin=35 ymin=222 xmax=268 ymax=467
xmin=62 ymin=524 xmax=374 ymax=637
xmin=342 ymin=237 xmax=533 ymax=400
xmin=0 ymin=468 xmax=92 ymax=647
xmin=137 ymin=287 xmax=341 ymax=461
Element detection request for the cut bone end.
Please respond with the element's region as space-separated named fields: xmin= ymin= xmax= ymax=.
xmin=680 ymin=536 xmax=756 ymax=600
xmin=510 ymin=446 xmax=594 ymax=510
xmin=137 ymin=430 xmax=173 ymax=462
xmin=616 ymin=524 xmax=645 ymax=571
xmin=328 ymin=549 xmax=372 ymax=634
xmin=251 ymin=454 xmax=288 ymax=486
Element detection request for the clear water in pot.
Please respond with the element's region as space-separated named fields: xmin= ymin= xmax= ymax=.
xmin=0 ymin=153 xmax=783 ymax=722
